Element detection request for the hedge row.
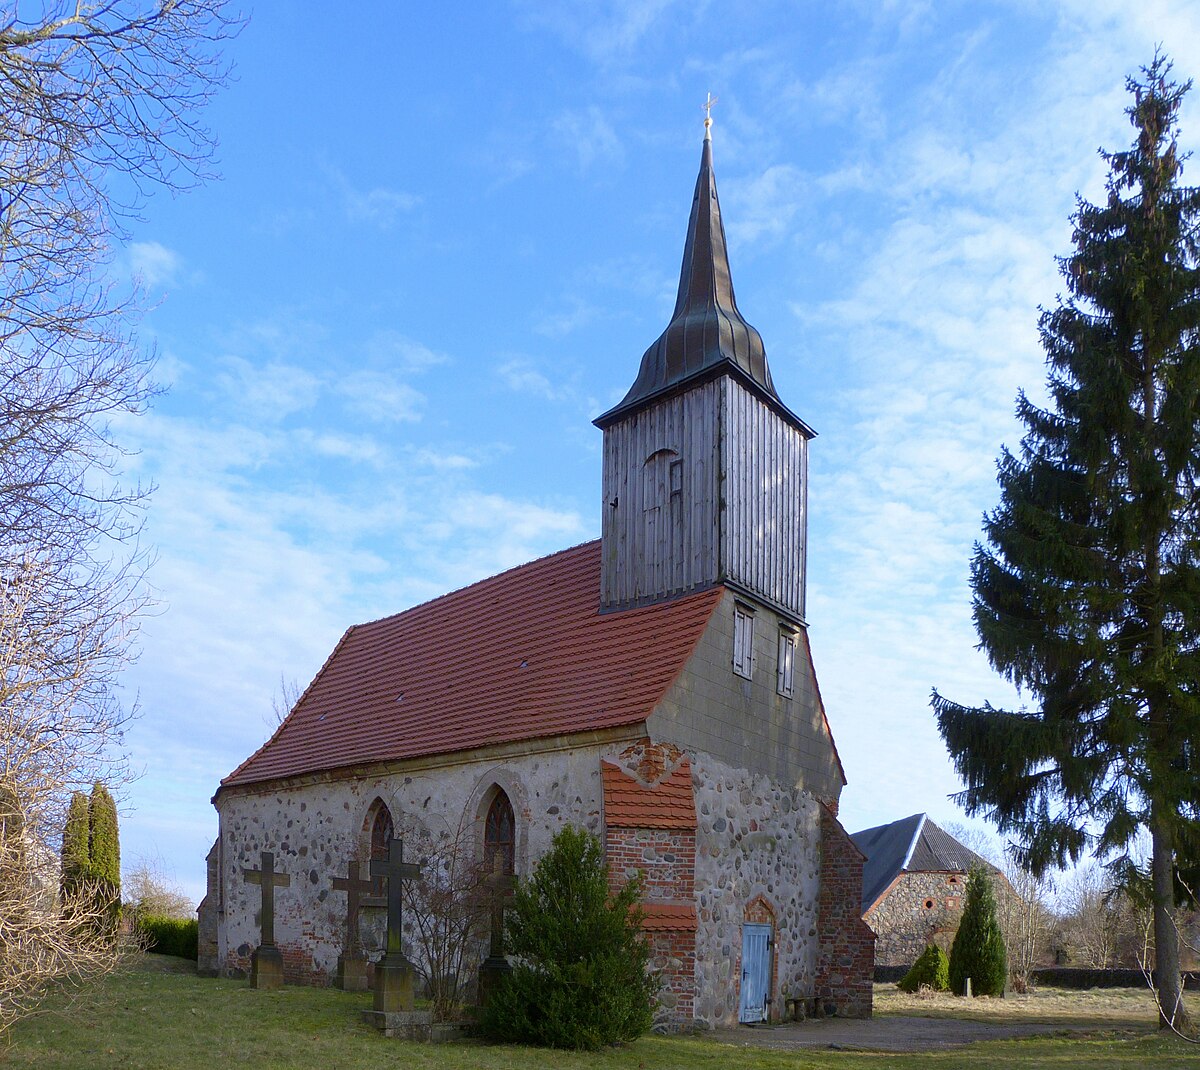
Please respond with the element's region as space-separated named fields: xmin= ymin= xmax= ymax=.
xmin=1029 ymin=967 xmax=1199 ymax=990
xmin=139 ymin=915 xmax=198 ymax=960
xmin=877 ymin=964 xmax=1200 ymax=989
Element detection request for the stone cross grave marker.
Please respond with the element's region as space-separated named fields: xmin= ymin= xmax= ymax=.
xmin=332 ymin=858 xmax=378 ymax=955
xmin=368 ymin=837 xmax=422 ymax=1015
xmin=332 ymin=858 xmax=380 ymax=991
xmin=485 ymin=851 xmax=514 ymax=959
xmin=370 ymin=838 xmax=421 ymax=961
xmin=477 ymin=851 xmax=515 ymax=1007
xmin=243 ymin=850 xmax=290 ymax=988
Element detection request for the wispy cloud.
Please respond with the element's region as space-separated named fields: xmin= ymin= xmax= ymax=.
xmin=129 ymin=241 xmax=185 ymax=290
xmin=553 ymin=106 xmax=625 ymax=173
xmin=517 ymin=0 xmax=689 ymax=67
xmin=215 ymin=357 xmax=321 ymax=421
xmin=326 ymin=166 xmax=420 ymax=228
xmin=336 ymin=370 xmax=425 ymax=423
xmin=365 ymin=331 xmax=450 ymax=373
xmin=497 ymin=356 xmax=573 ymax=401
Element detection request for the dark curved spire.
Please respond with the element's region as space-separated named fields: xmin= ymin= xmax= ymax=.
xmin=597 ymin=132 xmax=781 ymax=426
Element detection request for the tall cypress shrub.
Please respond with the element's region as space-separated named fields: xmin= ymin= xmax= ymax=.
xmin=949 ymin=867 xmax=1007 ymax=997
xmin=61 ymin=791 xmax=91 ymax=895
xmin=87 ymin=783 xmax=121 ymax=919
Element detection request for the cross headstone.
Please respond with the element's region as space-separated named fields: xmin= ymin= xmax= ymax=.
xmin=484 ymin=852 xmax=514 ymax=959
xmin=368 ymin=838 xmax=422 ymax=1015
xmin=333 ymin=858 xmax=378 ymax=954
xmin=243 ymin=850 xmax=290 ymax=989
xmin=332 ymin=858 xmax=380 ymax=991
xmin=477 ymin=852 xmax=515 ymax=1007
xmin=370 ymin=838 xmax=422 ymax=960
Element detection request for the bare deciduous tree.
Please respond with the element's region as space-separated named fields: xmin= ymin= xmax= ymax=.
xmin=396 ymin=813 xmax=493 ymax=1023
xmin=0 ymin=0 xmax=239 ymax=1037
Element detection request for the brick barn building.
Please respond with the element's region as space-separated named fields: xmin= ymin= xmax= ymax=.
xmin=199 ymin=123 xmax=874 ymax=1028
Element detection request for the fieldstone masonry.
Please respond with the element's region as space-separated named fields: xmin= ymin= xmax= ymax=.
xmin=212 ymin=741 xmax=611 ymax=984
xmin=693 ymin=752 xmax=821 ymax=1025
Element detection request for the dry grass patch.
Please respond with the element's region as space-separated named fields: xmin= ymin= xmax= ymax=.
xmin=875 ymin=981 xmax=1199 ymax=1030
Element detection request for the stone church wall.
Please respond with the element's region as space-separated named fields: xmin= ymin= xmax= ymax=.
xmin=691 ymin=752 xmax=821 ymax=1025
xmin=213 ymin=739 xmax=616 ymax=983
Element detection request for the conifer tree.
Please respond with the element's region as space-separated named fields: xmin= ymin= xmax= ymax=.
xmin=932 ymin=54 xmax=1200 ymax=1033
xmin=481 ymin=825 xmax=656 ymax=1049
xmin=87 ymin=783 xmax=121 ymax=919
xmin=61 ymin=791 xmax=91 ymax=894
xmin=948 ymin=868 xmax=1007 ymax=997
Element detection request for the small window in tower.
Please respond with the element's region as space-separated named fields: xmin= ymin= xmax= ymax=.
xmin=733 ymin=605 xmax=755 ymax=679
xmin=777 ymin=630 xmax=795 ymax=698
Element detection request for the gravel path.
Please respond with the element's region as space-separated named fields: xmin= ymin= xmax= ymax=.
xmin=706 ymin=1015 xmax=1102 ymax=1052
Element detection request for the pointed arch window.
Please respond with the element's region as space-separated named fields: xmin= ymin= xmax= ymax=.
xmin=484 ymin=791 xmax=515 ymax=876
xmin=369 ymin=804 xmax=394 ymax=862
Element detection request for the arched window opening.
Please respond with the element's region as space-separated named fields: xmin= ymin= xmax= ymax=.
xmin=484 ymin=791 xmax=515 ymax=876
xmin=369 ymin=803 xmax=394 ymax=862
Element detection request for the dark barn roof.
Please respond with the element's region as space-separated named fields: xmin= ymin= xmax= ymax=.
xmin=220 ymin=541 xmax=723 ymax=793
xmin=852 ymin=813 xmax=992 ymax=913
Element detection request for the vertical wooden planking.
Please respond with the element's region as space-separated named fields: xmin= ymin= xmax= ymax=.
xmin=600 ymin=379 xmax=722 ymax=609
xmin=719 ymin=380 xmax=806 ymax=621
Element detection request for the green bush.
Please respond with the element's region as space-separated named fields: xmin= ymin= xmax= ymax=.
xmin=140 ymin=915 xmax=198 ymax=960
xmin=949 ymin=866 xmax=1007 ymax=997
xmin=898 ymin=943 xmax=950 ymax=992
xmin=480 ymin=825 xmax=657 ymax=1050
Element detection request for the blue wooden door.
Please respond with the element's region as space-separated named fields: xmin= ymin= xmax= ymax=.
xmin=739 ymin=923 xmax=772 ymax=1023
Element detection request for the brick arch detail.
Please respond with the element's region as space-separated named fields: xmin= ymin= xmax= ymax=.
xmin=744 ymin=894 xmax=777 ymax=925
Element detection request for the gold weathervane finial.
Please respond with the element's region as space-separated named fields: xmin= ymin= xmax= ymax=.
xmin=703 ymin=92 xmax=718 ymax=139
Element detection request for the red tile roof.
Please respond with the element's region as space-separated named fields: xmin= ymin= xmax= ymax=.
xmin=639 ymin=903 xmax=698 ymax=932
xmin=221 ymin=541 xmax=723 ymax=790
xmin=601 ymin=759 xmax=696 ymax=830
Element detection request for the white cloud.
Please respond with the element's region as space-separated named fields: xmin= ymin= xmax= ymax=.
xmin=336 ymin=370 xmax=425 ymax=423
xmin=215 ymin=356 xmax=321 ymax=421
xmin=553 ymin=106 xmax=625 ymax=173
xmin=327 ymin=166 xmax=420 ymax=228
xmin=129 ymin=241 xmax=184 ymax=290
xmin=497 ymin=357 xmax=572 ymax=401
xmin=365 ymin=331 xmax=450 ymax=373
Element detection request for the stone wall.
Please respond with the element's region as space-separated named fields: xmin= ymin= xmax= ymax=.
xmin=196 ymin=838 xmax=220 ymax=976
xmin=866 ymin=870 xmax=969 ymax=968
xmin=692 ymin=752 xmax=821 ymax=1026
xmin=213 ymin=738 xmax=615 ymax=983
xmin=816 ymin=806 xmax=874 ymax=1016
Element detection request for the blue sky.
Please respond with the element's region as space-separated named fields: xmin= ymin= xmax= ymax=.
xmin=110 ymin=1 xmax=1200 ymax=905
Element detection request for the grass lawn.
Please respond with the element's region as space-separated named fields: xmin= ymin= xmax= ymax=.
xmin=3 ymin=955 xmax=1197 ymax=1070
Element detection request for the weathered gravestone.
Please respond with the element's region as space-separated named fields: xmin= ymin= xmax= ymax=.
xmin=332 ymin=859 xmax=380 ymax=991
xmin=477 ymin=852 xmax=514 ymax=1008
xmin=243 ymin=851 xmax=290 ymax=989
xmin=362 ymin=838 xmax=430 ymax=1038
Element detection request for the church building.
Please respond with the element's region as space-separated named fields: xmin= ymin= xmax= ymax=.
xmin=199 ymin=120 xmax=874 ymax=1028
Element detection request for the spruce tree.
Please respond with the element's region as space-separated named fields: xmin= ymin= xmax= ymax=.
xmin=481 ymin=825 xmax=656 ymax=1049
xmin=87 ymin=783 xmax=121 ymax=920
xmin=932 ymin=54 xmax=1200 ymax=1032
xmin=948 ymin=868 xmax=1007 ymax=997
xmin=61 ymin=791 xmax=91 ymax=895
